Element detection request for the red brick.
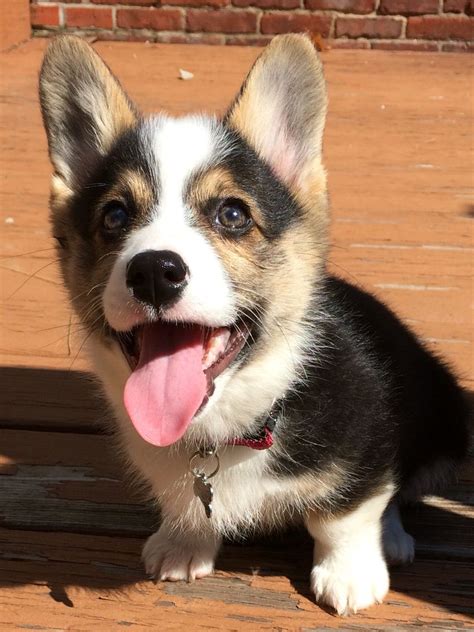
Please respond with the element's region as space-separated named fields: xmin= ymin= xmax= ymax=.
xmin=154 ymin=33 xmax=188 ymax=42
xmin=234 ymin=0 xmax=300 ymax=8
xmin=117 ymin=8 xmax=183 ymax=30
xmin=379 ymin=0 xmax=439 ymax=15
xmin=167 ymin=0 xmax=229 ymax=7
xmin=226 ymin=34 xmax=273 ymax=44
xmin=91 ymin=0 xmax=159 ymax=5
xmin=96 ymin=32 xmax=152 ymax=41
xmin=441 ymin=40 xmax=474 ymax=49
xmin=186 ymin=9 xmax=257 ymax=33
xmin=305 ymin=0 xmax=374 ymax=12
xmin=260 ymin=13 xmax=332 ymax=36
xmin=336 ymin=16 xmax=402 ymax=37
xmin=65 ymin=7 xmax=113 ymax=29
xmin=330 ymin=38 xmax=370 ymax=47
xmin=443 ymin=0 xmax=470 ymax=12
xmin=187 ymin=32 xmax=226 ymax=43
xmin=407 ymin=15 xmax=473 ymax=39
xmin=371 ymin=39 xmax=439 ymax=50
xmin=30 ymin=4 xmax=60 ymax=27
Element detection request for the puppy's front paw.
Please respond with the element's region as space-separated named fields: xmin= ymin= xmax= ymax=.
xmin=142 ymin=526 xmax=219 ymax=582
xmin=310 ymin=550 xmax=389 ymax=615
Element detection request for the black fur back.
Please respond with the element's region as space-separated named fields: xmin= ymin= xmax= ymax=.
xmin=270 ymin=276 xmax=470 ymax=510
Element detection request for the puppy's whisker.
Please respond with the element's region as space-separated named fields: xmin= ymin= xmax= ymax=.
xmin=0 ymin=246 xmax=57 ymax=260
xmin=6 ymin=259 xmax=61 ymax=300
xmin=68 ymin=284 xmax=106 ymax=303
xmin=36 ymin=325 xmax=90 ymax=351
xmin=67 ymin=311 xmax=73 ymax=356
xmin=26 ymin=321 xmax=85 ymax=334
xmin=97 ymin=250 xmax=122 ymax=264
xmin=68 ymin=312 xmax=104 ymax=369
xmin=327 ymin=259 xmax=361 ymax=284
xmin=87 ymin=281 xmax=107 ymax=296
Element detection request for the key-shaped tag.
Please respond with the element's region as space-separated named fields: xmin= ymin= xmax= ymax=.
xmin=189 ymin=449 xmax=220 ymax=519
xmin=193 ymin=471 xmax=213 ymax=518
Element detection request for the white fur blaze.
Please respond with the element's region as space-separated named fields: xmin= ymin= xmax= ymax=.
xmin=102 ymin=115 xmax=236 ymax=332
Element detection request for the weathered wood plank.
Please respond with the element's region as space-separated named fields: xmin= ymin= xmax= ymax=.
xmin=0 ymin=366 xmax=105 ymax=431
xmin=0 ymin=429 xmax=157 ymax=535
xmin=1 ymin=429 xmax=473 ymax=562
xmin=0 ymin=529 xmax=472 ymax=630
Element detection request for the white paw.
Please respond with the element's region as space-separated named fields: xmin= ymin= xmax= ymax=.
xmin=311 ymin=550 xmax=389 ymax=615
xmin=142 ymin=527 xmax=217 ymax=582
xmin=383 ymin=525 xmax=415 ymax=565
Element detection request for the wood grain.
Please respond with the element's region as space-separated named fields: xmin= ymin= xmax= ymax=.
xmin=0 ymin=40 xmax=472 ymax=629
xmin=1 ymin=366 xmax=103 ymax=430
xmin=0 ymin=0 xmax=30 ymax=52
xmin=0 ymin=528 xmax=472 ymax=630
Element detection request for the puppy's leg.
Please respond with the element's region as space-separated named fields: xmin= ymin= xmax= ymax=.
xmin=382 ymin=501 xmax=415 ymax=565
xmin=143 ymin=520 xmax=221 ymax=582
xmin=306 ymin=488 xmax=392 ymax=615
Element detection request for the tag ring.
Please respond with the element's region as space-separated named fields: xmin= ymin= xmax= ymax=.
xmin=189 ymin=449 xmax=220 ymax=479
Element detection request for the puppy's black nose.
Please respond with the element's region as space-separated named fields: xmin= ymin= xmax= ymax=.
xmin=126 ymin=250 xmax=188 ymax=308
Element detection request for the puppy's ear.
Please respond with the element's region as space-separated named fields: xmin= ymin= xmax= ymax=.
xmin=39 ymin=36 xmax=137 ymax=193
xmin=225 ymin=34 xmax=327 ymax=202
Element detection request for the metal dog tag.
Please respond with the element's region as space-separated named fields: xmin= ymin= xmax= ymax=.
xmin=189 ymin=448 xmax=220 ymax=519
xmin=193 ymin=472 xmax=213 ymax=518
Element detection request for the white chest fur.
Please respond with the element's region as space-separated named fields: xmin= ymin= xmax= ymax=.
xmin=90 ymin=339 xmax=340 ymax=537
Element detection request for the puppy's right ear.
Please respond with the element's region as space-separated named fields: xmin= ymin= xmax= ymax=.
xmin=225 ymin=34 xmax=327 ymax=208
xmin=39 ymin=36 xmax=137 ymax=194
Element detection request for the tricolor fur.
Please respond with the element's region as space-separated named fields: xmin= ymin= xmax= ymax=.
xmin=39 ymin=35 xmax=469 ymax=615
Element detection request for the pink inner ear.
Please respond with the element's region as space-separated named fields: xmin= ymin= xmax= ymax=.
xmin=260 ymin=124 xmax=300 ymax=188
xmin=272 ymin=144 xmax=299 ymax=187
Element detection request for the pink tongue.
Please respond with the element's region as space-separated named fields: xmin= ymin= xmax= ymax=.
xmin=124 ymin=322 xmax=207 ymax=447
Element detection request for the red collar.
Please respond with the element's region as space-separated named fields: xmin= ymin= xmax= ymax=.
xmin=227 ymin=423 xmax=274 ymax=450
xmin=225 ymin=401 xmax=280 ymax=450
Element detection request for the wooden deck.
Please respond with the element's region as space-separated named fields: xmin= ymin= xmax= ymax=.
xmin=1 ymin=39 xmax=473 ymax=630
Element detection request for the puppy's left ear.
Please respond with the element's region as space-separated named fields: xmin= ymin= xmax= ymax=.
xmin=39 ymin=36 xmax=138 ymax=193
xmin=225 ymin=34 xmax=327 ymax=203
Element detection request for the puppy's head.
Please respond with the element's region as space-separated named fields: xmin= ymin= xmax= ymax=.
xmin=40 ymin=35 xmax=328 ymax=448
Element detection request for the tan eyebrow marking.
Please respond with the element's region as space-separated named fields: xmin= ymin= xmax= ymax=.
xmin=100 ymin=168 xmax=155 ymax=220
xmin=187 ymin=166 xmax=266 ymax=230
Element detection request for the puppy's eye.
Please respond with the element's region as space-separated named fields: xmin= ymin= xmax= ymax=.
xmin=215 ymin=199 xmax=252 ymax=233
xmin=102 ymin=202 xmax=129 ymax=234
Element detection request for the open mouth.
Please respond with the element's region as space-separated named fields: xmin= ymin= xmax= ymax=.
xmin=115 ymin=320 xmax=250 ymax=447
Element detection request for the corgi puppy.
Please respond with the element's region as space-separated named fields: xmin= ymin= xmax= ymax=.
xmin=39 ymin=34 xmax=469 ymax=615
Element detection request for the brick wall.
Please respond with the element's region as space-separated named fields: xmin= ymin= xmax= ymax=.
xmin=30 ymin=0 xmax=473 ymax=51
